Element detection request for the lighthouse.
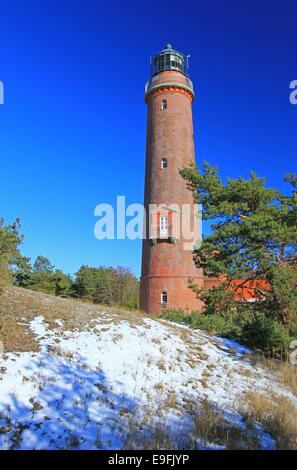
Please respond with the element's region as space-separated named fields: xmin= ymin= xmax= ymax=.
xmin=140 ymin=44 xmax=204 ymax=314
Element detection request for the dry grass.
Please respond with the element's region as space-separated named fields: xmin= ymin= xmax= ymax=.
xmin=263 ymin=358 xmax=297 ymax=397
xmin=191 ymin=399 xmax=261 ymax=450
xmin=280 ymin=362 xmax=297 ymax=396
xmin=154 ymin=383 xmax=164 ymax=391
xmin=162 ymin=390 xmax=179 ymax=412
xmin=112 ymin=333 xmax=123 ymax=344
xmin=202 ymin=370 xmax=211 ymax=378
xmin=0 ymin=285 xmax=149 ymax=353
xmin=244 ymin=352 xmax=297 ymax=397
xmin=122 ymin=424 xmax=177 ymax=450
xmin=236 ymin=391 xmax=297 ymax=450
xmin=95 ymin=430 xmax=102 ymax=449
xmin=47 ymin=345 xmax=74 ymax=360
xmin=156 ymin=360 xmax=166 ymax=371
xmin=29 ymin=398 xmax=43 ymax=413
xmin=120 ymin=396 xmax=263 ymax=450
xmin=0 ymin=317 xmax=40 ymax=353
xmin=67 ymin=432 xmax=80 ymax=448
xmin=151 ymin=338 xmax=161 ymax=345
xmin=200 ymin=378 xmax=209 ymax=389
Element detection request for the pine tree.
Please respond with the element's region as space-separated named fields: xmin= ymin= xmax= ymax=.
xmin=0 ymin=218 xmax=23 ymax=287
xmin=180 ymin=162 xmax=297 ymax=326
xmin=27 ymin=255 xmax=57 ymax=294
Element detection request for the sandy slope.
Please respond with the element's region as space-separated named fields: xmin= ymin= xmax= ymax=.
xmin=0 ymin=287 xmax=296 ymax=449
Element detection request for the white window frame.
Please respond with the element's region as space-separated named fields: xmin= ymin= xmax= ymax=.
xmin=161 ymin=99 xmax=167 ymax=110
xmin=160 ymin=215 xmax=168 ymax=237
xmin=161 ymin=291 xmax=167 ymax=304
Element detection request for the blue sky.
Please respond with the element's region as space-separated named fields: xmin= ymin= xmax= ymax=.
xmin=0 ymin=0 xmax=296 ymax=279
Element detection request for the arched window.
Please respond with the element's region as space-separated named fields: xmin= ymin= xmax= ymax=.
xmin=161 ymin=291 xmax=167 ymax=304
xmin=161 ymin=158 xmax=167 ymax=169
xmin=161 ymin=99 xmax=167 ymax=110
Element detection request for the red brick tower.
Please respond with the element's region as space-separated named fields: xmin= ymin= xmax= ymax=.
xmin=140 ymin=44 xmax=204 ymax=314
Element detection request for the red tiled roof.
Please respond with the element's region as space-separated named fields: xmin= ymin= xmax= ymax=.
xmin=228 ymin=280 xmax=270 ymax=301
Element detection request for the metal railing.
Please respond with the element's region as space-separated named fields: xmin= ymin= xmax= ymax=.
xmin=186 ymin=77 xmax=193 ymax=89
xmin=145 ymin=76 xmax=193 ymax=94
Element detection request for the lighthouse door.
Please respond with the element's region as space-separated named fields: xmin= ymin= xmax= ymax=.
xmin=160 ymin=216 xmax=168 ymax=237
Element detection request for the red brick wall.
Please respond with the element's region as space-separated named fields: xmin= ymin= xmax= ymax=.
xmin=140 ymin=70 xmax=203 ymax=314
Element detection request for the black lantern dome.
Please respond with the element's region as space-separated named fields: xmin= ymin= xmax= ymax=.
xmin=151 ymin=44 xmax=189 ymax=77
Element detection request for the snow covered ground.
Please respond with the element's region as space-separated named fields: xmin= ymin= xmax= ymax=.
xmin=0 ymin=290 xmax=296 ymax=450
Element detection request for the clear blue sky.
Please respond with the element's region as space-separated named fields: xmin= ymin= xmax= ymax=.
xmin=0 ymin=0 xmax=296 ymax=279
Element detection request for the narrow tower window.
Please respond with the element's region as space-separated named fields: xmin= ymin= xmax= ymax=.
xmin=160 ymin=216 xmax=168 ymax=237
xmin=161 ymin=158 xmax=167 ymax=169
xmin=161 ymin=99 xmax=167 ymax=110
xmin=161 ymin=291 xmax=167 ymax=304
